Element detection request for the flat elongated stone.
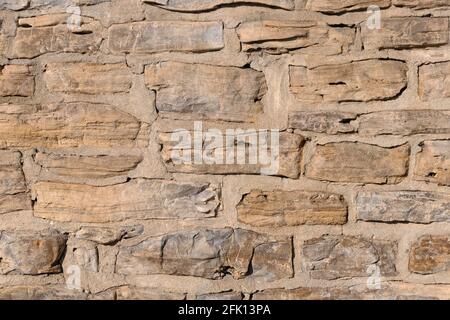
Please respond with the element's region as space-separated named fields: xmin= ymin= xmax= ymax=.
xmin=142 ymin=0 xmax=296 ymax=11
xmin=303 ymin=235 xmax=397 ymax=280
xmin=310 ymin=0 xmax=391 ymax=13
xmin=289 ymin=60 xmax=407 ymax=103
xmin=237 ymin=190 xmax=347 ymax=226
xmin=306 ymin=142 xmax=410 ymax=184
xmin=359 ymin=110 xmax=450 ymax=136
xmin=289 ymin=111 xmax=357 ymax=134
xmin=393 ymin=0 xmax=450 ymax=10
xmin=197 ymin=292 xmax=243 ymax=300
xmin=145 ymin=62 xmax=266 ymax=122
xmin=0 ymin=103 xmax=144 ymax=148
xmin=0 ymin=229 xmax=67 ymax=275
xmin=33 ymin=179 xmax=220 ymax=222
xmin=116 ymin=286 xmax=186 ymax=300
xmin=0 ymin=0 xmax=29 ymax=10
xmin=419 ymin=62 xmax=450 ymax=100
xmin=362 ymin=17 xmax=448 ymax=50
xmin=414 ymin=141 xmax=450 ymax=186
xmin=116 ymin=228 xmax=293 ymax=280
xmin=0 ymin=150 xmax=31 ymax=214
xmin=237 ymin=21 xmax=355 ymax=54
xmin=43 ymin=63 xmax=132 ymax=94
xmin=0 ymin=65 xmax=35 ymax=97
xmin=0 ymin=286 xmax=88 ymax=300
xmin=357 ymin=191 xmax=450 ymax=223
xmin=76 ymin=226 xmax=143 ymax=244
xmin=409 ymin=236 xmax=450 ymax=274
xmin=109 ymin=21 xmax=224 ymax=54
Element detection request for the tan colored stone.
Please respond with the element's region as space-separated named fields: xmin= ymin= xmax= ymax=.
xmin=414 ymin=141 xmax=450 ymax=186
xmin=309 ymin=0 xmax=391 ymax=13
xmin=75 ymin=226 xmax=144 ymax=245
xmin=116 ymin=228 xmax=293 ymax=280
xmin=109 ymin=21 xmax=223 ymax=54
xmin=303 ymin=235 xmax=397 ymax=280
xmin=393 ymin=0 xmax=450 ymax=10
xmin=196 ymin=291 xmax=243 ymax=300
xmin=409 ymin=236 xmax=450 ymax=274
xmin=0 ymin=65 xmax=34 ymax=97
xmin=0 ymin=286 xmax=88 ymax=300
xmin=0 ymin=103 xmax=144 ymax=148
xmin=143 ymin=0 xmax=295 ymax=11
xmin=306 ymin=142 xmax=410 ymax=184
xmin=0 ymin=229 xmax=67 ymax=275
xmin=289 ymin=60 xmax=407 ymax=103
xmin=289 ymin=111 xmax=357 ymax=134
xmin=145 ymin=61 xmax=266 ymax=122
xmin=0 ymin=0 xmax=29 ymax=10
xmin=237 ymin=189 xmax=347 ymax=227
xmin=33 ymin=179 xmax=220 ymax=222
xmin=362 ymin=17 xmax=448 ymax=50
xmin=116 ymin=286 xmax=186 ymax=300
xmin=419 ymin=61 xmax=450 ymax=100
xmin=43 ymin=63 xmax=132 ymax=94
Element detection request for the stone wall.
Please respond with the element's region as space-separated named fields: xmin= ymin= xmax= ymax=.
xmin=0 ymin=0 xmax=450 ymax=300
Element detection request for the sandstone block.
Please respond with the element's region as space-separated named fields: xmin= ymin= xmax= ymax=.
xmin=0 ymin=65 xmax=34 ymax=97
xmin=310 ymin=0 xmax=391 ymax=13
xmin=414 ymin=140 xmax=450 ymax=186
xmin=116 ymin=286 xmax=186 ymax=300
xmin=409 ymin=236 xmax=450 ymax=274
xmin=289 ymin=111 xmax=357 ymax=134
xmin=419 ymin=61 xmax=450 ymax=100
xmin=142 ymin=0 xmax=296 ymax=11
xmin=0 ymin=286 xmax=87 ymax=300
xmin=393 ymin=0 xmax=450 ymax=10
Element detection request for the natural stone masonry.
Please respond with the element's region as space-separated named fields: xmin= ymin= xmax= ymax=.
xmin=419 ymin=61 xmax=450 ymax=100
xmin=289 ymin=59 xmax=407 ymax=103
xmin=393 ymin=0 xmax=450 ymax=10
xmin=289 ymin=111 xmax=357 ymax=134
xmin=143 ymin=0 xmax=296 ymax=11
xmin=309 ymin=0 xmax=391 ymax=13
xmin=409 ymin=236 xmax=450 ymax=275
xmin=302 ymin=235 xmax=397 ymax=280
xmin=237 ymin=189 xmax=348 ymax=226
xmin=414 ymin=140 xmax=450 ymax=186
xmin=0 ymin=65 xmax=34 ymax=97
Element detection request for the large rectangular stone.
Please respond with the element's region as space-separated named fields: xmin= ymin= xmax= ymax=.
xmin=361 ymin=17 xmax=448 ymax=50
xmin=289 ymin=111 xmax=357 ymax=134
xmin=33 ymin=179 xmax=220 ymax=222
xmin=310 ymin=0 xmax=391 ymax=13
xmin=145 ymin=61 xmax=266 ymax=122
xmin=393 ymin=0 xmax=450 ymax=10
xmin=419 ymin=61 xmax=450 ymax=100
xmin=237 ymin=21 xmax=355 ymax=54
xmin=237 ymin=190 xmax=347 ymax=227
xmin=303 ymin=235 xmax=397 ymax=280
xmin=0 ymin=103 xmax=144 ymax=148
xmin=289 ymin=59 xmax=407 ymax=103
xmin=43 ymin=63 xmax=132 ymax=94
xmin=0 ymin=229 xmax=67 ymax=275
xmin=409 ymin=236 xmax=450 ymax=275
xmin=414 ymin=140 xmax=450 ymax=186
xmin=357 ymin=191 xmax=450 ymax=223
xmin=109 ymin=21 xmax=224 ymax=54
xmin=306 ymin=142 xmax=410 ymax=184
xmin=0 ymin=65 xmax=35 ymax=97
xmin=116 ymin=228 xmax=293 ymax=280
xmin=143 ymin=0 xmax=296 ymax=11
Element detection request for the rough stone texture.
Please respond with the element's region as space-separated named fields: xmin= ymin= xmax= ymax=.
xmin=289 ymin=60 xmax=407 ymax=103
xmin=143 ymin=0 xmax=296 ymax=11
xmin=357 ymin=191 xmax=450 ymax=223
xmin=116 ymin=228 xmax=293 ymax=280
xmin=289 ymin=111 xmax=357 ymax=134
xmin=310 ymin=0 xmax=391 ymax=13
xmin=419 ymin=62 xmax=450 ymax=100
xmin=393 ymin=0 xmax=450 ymax=10
xmin=414 ymin=140 xmax=450 ymax=186
xmin=237 ymin=189 xmax=347 ymax=226
xmin=0 ymin=65 xmax=34 ymax=97
xmin=0 ymin=286 xmax=88 ymax=300
xmin=302 ymin=235 xmax=398 ymax=280
xmin=409 ymin=236 xmax=450 ymax=275
xmin=306 ymin=142 xmax=410 ymax=184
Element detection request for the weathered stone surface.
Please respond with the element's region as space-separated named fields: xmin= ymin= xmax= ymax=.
xmin=0 ymin=65 xmax=34 ymax=97
xmin=289 ymin=60 xmax=407 ymax=103
xmin=143 ymin=0 xmax=295 ymax=11
xmin=237 ymin=21 xmax=355 ymax=54
xmin=393 ymin=0 xmax=450 ymax=10
xmin=116 ymin=228 xmax=293 ymax=280
xmin=0 ymin=229 xmax=67 ymax=275
xmin=362 ymin=18 xmax=449 ymax=50
xmin=359 ymin=110 xmax=450 ymax=136
xmin=357 ymin=191 xmax=450 ymax=223
xmin=409 ymin=236 xmax=450 ymax=274
xmin=116 ymin=286 xmax=186 ymax=300
xmin=196 ymin=291 xmax=243 ymax=300
xmin=33 ymin=179 xmax=220 ymax=222
xmin=159 ymin=131 xmax=304 ymax=178
xmin=414 ymin=141 xmax=450 ymax=186
xmin=0 ymin=0 xmax=29 ymax=10
xmin=75 ymin=226 xmax=144 ymax=244
xmin=0 ymin=286 xmax=88 ymax=300
xmin=419 ymin=62 xmax=450 ymax=100
xmin=289 ymin=111 xmax=357 ymax=134
xmin=145 ymin=62 xmax=266 ymax=122
xmin=12 ymin=15 xmax=102 ymax=58
xmin=303 ymin=235 xmax=397 ymax=280
xmin=252 ymin=283 xmax=450 ymax=300
xmin=43 ymin=63 xmax=132 ymax=94
xmin=0 ymin=151 xmax=30 ymax=214
xmin=109 ymin=21 xmax=223 ymax=54
xmin=0 ymin=103 xmax=144 ymax=148
xmin=237 ymin=189 xmax=347 ymax=226
xmin=309 ymin=0 xmax=391 ymax=13
xmin=306 ymin=142 xmax=410 ymax=184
